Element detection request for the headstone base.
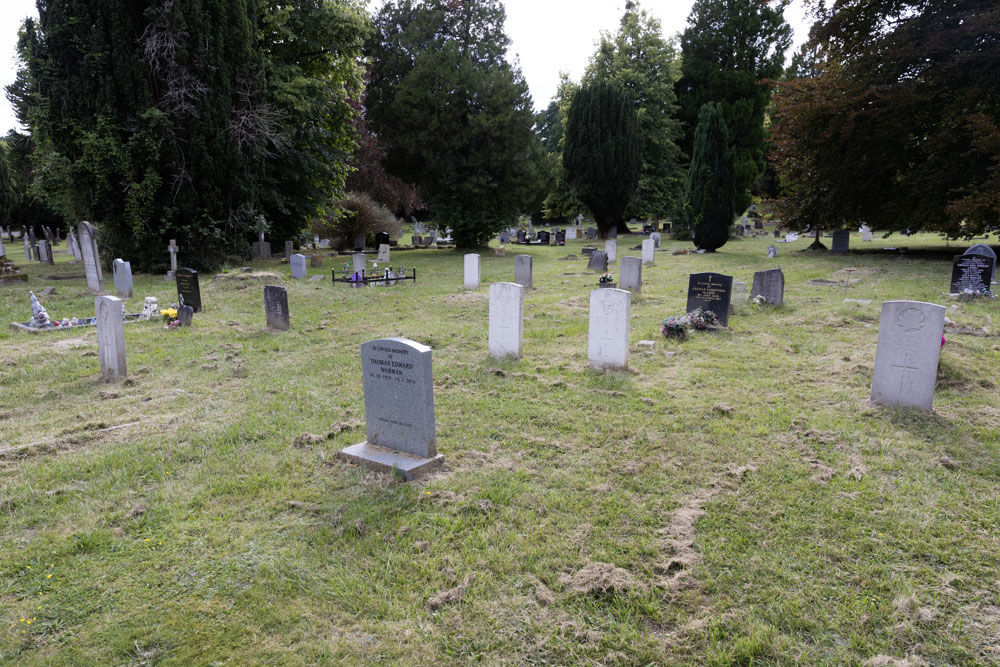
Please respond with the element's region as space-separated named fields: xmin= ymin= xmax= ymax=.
xmin=338 ymin=441 xmax=444 ymax=481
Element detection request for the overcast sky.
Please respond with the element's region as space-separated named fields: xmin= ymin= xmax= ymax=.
xmin=0 ymin=0 xmax=812 ymax=136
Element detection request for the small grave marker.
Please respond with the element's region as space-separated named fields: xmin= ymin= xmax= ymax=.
xmin=870 ymin=301 xmax=946 ymax=411
xmin=285 ymin=240 xmax=294 ymax=259
xmin=605 ymin=239 xmax=617 ymax=264
xmin=112 ymin=258 xmax=133 ymax=298
xmin=767 ymin=244 xmax=778 ymax=259
xmin=686 ymin=272 xmax=733 ymax=326
xmin=352 ymin=253 xmax=366 ymax=274
xmin=620 ymin=256 xmax=642 ymax=291
xmin=861 ymin=224 xmax=873 ymax=242
xmin=489 ymin=282 xmax=524 ymax=359
xmin=175 ymin=268 xmax=202 ymax=312
xmin=963 ymin=244 xmax=996 ymax=281
xmin=95 ymin=295 xmax=127 ymax=381
xmin=514 ymin=254 xmax=532 ymax=289
xmin=587 ymin=250 xmax=608 ymax=272
xmin=588 ymin=288 xmax=630 ymax=370
xmin=566 ymin=228 xmax=577 ymax=241
xmin=831 ymin=230 xmax=850 ymax=253
xmin=464 ymin=254 xmax=480 ymax=290
xmin=290 ymin=253 xmax=307 ymax=279
xmin=641 ymin=239 xmax=655 ymax=265
xmin=264 ymin=285 xmax=290 ymax=330
xmin=750 ymin=268 xmax=784 ymax=306
xmin=38 ymin=239 xmax=54 ymax=265
xmin=166 ymin=239 xmax=178 ymax=278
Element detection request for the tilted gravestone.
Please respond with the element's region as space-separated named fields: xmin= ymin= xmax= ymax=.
xmin=870 ymin=300 xmax=946 ymax=411
xmin=38 ymin=239 xmax=54 ymax=265
xmin=464 ymin=254 xmax=480 ymax=290
xmin=175 ymin=268 xmax=202 ymax=312
xmin=112 ymin=258 xmax=133 ymax=298
xmin=620 ymin=256 xmax=642 ymax=292
xmin=588 ymin=288 xmax=630 ymax=371
xmin=605 ymin=239 xmax=617 ymax=264
xmin=587 ymin=250 xmax=608 ymax=273
xmin=78 ymin=221 xmax=105 ymax=292
xmin=950 ymin=254 xmax=993 ymax=293
xmin=687 ymin=272 xmax=733 ymax=326
xmin=489 ymin=282 xmax=524 ymax=360
xmin=352 ymin=252 xmax=366 ymax=274
xmin=95 ymin=295 xmax=127 ymax=381
xmin=650 ymin=232 xmax=661 ymax=248
xmin=831 ymin=230 xmax=850 ymax=254
xmin=767 ymin=244 xmax=778 ymax=259
xmin=377 ymin=244 xmax=391 ymax=263
xmin=264 ymin=285 xmax=290 ymax=331
xmin=290 ymin=253 xmax=307 ymax=279
xmin=68 ymin=229 xmax=81 ymax=261
xmin=963 ymin=244 xmax=996 ymax=281
xmin=514 ymin=254 xmax=532 ymax=289
xmin=337 ymin=338 xmax=443 ymax=480
xmin=24 ymin=237 xmax=31 ymax=261
xmin=750 ymin=267 xmax=784 ymax=306
xmin=641 ymin=239 xmax=655 ymax=265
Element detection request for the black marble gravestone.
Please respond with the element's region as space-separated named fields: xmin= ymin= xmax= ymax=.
xmin=176 ymin=268 xmax=202 ymax=312
xmin=686 ymin=272 xmax=733 ymax=326
xmin=831 ymin=230 xmax=850 ymax=254
xmin=950 ymin=254 xmax=994 ymax=293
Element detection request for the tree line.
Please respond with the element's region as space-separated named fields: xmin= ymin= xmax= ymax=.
xmin=2 ymin=0 xmax=996 ymax=269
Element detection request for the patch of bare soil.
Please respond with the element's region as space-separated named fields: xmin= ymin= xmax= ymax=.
xmin=212 ymin=271 xmax=283 ymax=289
xmin=863 ymin=656 xmax=926 ymax=667
xmin=559 ymin=562 xmax=647 ymax=596
xmin=427 ymin=577 xmax=470 ymax=611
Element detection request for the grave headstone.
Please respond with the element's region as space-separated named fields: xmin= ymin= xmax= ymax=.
xmin=175 ymin=268 xmax=202 ymax=312
xmin=831 ymin=230 xmax=850 ymax=254
xmin=861 ymin=224 xmax=873 ymax=242
xmin=28 ymin=226 xmax=36 ymax=248
xmin=514 ymin=254 xmax=532 ymax=288
xmin=585 ymin=227 xmax=597 ymax=240
xmin=67 ymin=229 xmax=81 ymax=260
xmin=290 ymin=253 xmax=307 ymax=279
xmin=352 ymin=252 xmax=366 ymax=274
xmin=555 ymin=229 xmax=566 ymax=245
xmin=377 ymin=244 xmax=391 ymax=263
xmin=750 ymin=268 xmax=784 ymax=306
xmin=785 ymin=232 xmax=798 ymax=243
xmin=177 ymin=304 xmax=194 ymax=327
xmin=587 ymin=250 xmax=608 ymax=272
xmin=516 ymin=229 xmax=527 ymax=244
xmin=38 ymin=239 xmax=54 ymax=265
xmin=950 ymin=254 xmax=993 ymax=293
xmin=252 ymin=237 xmax=271 ymax=258
xmin=566 ymin=228 xmax=577 ymax=241
xmin=767 ymin=244 xmax=778 ymax=259
xmin=686 ymin=272 xmax=733 ymax=326
xmin=537 ymin=230 xmax=551 ymax=245
xmin=412 ymin=235 xmax=422 ymax=246
xmin=870 ymin=300 xmax=946 ymax=411
xmin=641 ymin=239 xmax=655 ymax=265
xmin=464 ymin=254 xmax=480 ymax=290
xmin=414 ymin=221 xmax=425 ymax=235
xmin=337 ymin=338 xmax=443 ymax=480
xmin=310 ymin=254 xmax=323 ymax=268
xmin=285 ymin=240 xmax=294 ymax=259
xmin=166 ymin=239 xmax=178 ymax=278
xmin=605 ymin=239 xmax=617 ymax=264
xmin=354 ymin=235 xmax=367 ymax=251
xmin=95 ymin=295 xmax=127 ymax=381
xmin=375 ymin=232 xmax=390 ymax=248
xmin=650 ymin=232 xmax=661 ymax=248
xmin=588 ymin=288 xmax=630 ymax=370
xmin=264 ymin=285 xmax=290 ymax=331
xmin=112 ymin=258 xmax=133 ymax=298
xmin=32 ymin=243 xmax=39 ymax=262
xmin=963 ymin=244 xmax=996 ymax=281
xmin=608 ymin=228 xmax=618 ymax=239
xmin=0 ymin=235 xmax=5 ymax=258
xmin=489 ymin=282 xmax=524 ymax=359
xmin=78 ymin=221 xmax=105 ymax=292
xmin=23 ymin=236 xmax=31 ymax=261
xmin=620 ymin=256 xmax=642 ymax=291
xmin=499 ymin=230 xmax=510 ymax=243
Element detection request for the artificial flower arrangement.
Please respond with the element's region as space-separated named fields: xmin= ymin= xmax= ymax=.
xmin=160 ymin=308 xmax=177 ymax=321
xmin=599 ymin=273 xmax=614 ymax=284
xmin=661 ymin=308 xmax=722 ymax=340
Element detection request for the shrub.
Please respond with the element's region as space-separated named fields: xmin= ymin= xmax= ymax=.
xmin=311 ymin=192 xmax=401 ymax=250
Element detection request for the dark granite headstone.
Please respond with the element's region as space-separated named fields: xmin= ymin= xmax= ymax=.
xmin=755 ymin=221 xmax=763 ymax=229
xmin=375 ymin=232 xmax=390 ymax=248
xmin=750 ymin=268 xmax=784 ymax=306
xmin=585 ymin=227 xmax=597 ymax=240
xmin=354 ymin=235 xmax=366 ymax=252
xmin=950 ymin=254 xmax=994 ymax=293
xmin=964 ymin=244 xmax=996 ymax=280
xmin=536 ymin=231 xmax=551 ymax=245
xmin=176 ymin=268 xmax=202 ymax=312
xmin=264 ymin=285 xmax=289 ymax=330
xmin=516 ymin=229 xmax=527 ymax=244
xmin=587 ymin=251 xmax=608 ymax=272
xmin=831 ymin=230 xmax=850 ymax=253
xmin=608 ymin=228 xmax=617 ymax=239
xmin=555 ymin=229 xmax=566 ymax=245
xmin=686 ymin=272 xmax=733 ymax=326
xmin=411 ymin=235 xmax=421 ymax=246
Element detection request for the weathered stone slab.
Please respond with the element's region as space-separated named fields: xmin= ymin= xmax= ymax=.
xmin=264 ymin=285 xmax=289 ymax=331
xmin=288 ymin=253 xmax=306 ymax=279
xmin=514 ymin=254 xmax=532 ymax=289
xmin=587 ymin=251 xmax=608 ymax=272
xmin=78 ymin=221 xmax=104 ymax=292
xmin=112 ymin=258 xmax=133 ymax=298
xmin=750 ymin=268 xmax=784 ymax=306
xmin=870 ymin=300 xmax=946 ymax=411
xmin=620 ymin=256 xmax=642 ymax=291
xmin=767 ymin=244 xmax=778 ymax=259
xmin=252 ymin=241 xmax=271 ymax=258
xmin=38 ymin=239 xmax=54 ymax=265
xmin=588 ymin=288 xmax=630 ymax=370
xmin=650 ymin=232 xmax=661 ymax=248
xmin=464 ymin=254 xmax=480 ymax=290
xmin=605 ymin=240 xmax=617 ymax=264
xmin=166 ymin=239 xmax=178 ymax=279
xmin=950 ymin=254 xmax=993 ymax=293
xmin=861 ymin=225 xmax=873 ymax=242
xmin=285 ymin=240 xmax=294 ymax=259
xmin=175 ymin=268 xmax=202 ymax=312
xmin=641 ymin=239 xmax=655 ymax=265
xmin=489 ymin=282 xmax=524 ymax=359
xmin=566 ymin=228 xmax=577 ymax=241
xmin=95 ymin=295 xmax=126 ymax=381
xmin=352 ymin=252 xmax=366 ymax=274
xmin=377 ymin=244 xmax=391 ymax=263
xmin=686 ymin=272 xmax=733 ymax=326
xmin=831 ymin=230 xmax=850 ymax=254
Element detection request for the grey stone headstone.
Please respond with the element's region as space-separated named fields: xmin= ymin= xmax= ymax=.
xmin=767 ymin=244 xmax=778 ymax=259
xmin=166 ymin=239 xmax=178 ymax=278
xmin=950 ymin=254 xmax=993 ymax=292
xmin=464 ymin=254 xmax=480 ymax=290
xmin=605 ymin=240 xmax=617 ymax=264
xmin=377 ymin=244 xmax=391 ymax=263
xmin=264 ymin=285 xmax=290 ymax=331
xmin=514 ymin=254 xmax=532 ymax=289
xmin=861 ymin=225 xmax=873 ymax=242
xmin=870 ymin=300 xmax=946 ymax=411
xmin=588 ymin=288 xmax=630 ymax=371
xmin=112 ymin=258 xmax=133 ymax=298
xmin=24 ymin=237 xmax=31 ymax=261
xmin=95 ymin=295 xmax=126 ymax=381
xmin=585 ymin=227 xmax=597 ymax=240
xmin=587 ymin=250 xmax=608 ymax=272
xmin=78 ymin=221 xmax=105 ymax=292
xmin=831 ymin=230 xmax=850 ymax=253
xmin=641 ymin=239 xmax=655 ymax=265
xmin=337 ymin=338 xmax=443 ymax=480
xmin=963 ymin=244 xmax=996 ymax=280
xmin=285 ymin=240 xmax=294 ymax=259
xmin=175 ymin=268 xmax=202 ymax=312
xmin=750 ymin=268 xmax=784 ymax=306
xmin=252 ymin=241 xmax=271 ymax=258
xmin=290 ymin=253 xmax=307 ymax=279
xmin=0 ymin=235 xmax=5 ymax=258
xmin=352 ymin=252 xmax=366 ymax=274
xmin=686 ymin=272 xmax=733 ymax=326
xmin=566 ymin=228 xmax=577 ymax=241
xmin=650 ymin=232 xmax=661 ymax=248
xmin=38 ymin=239 xmax=54 ymax=265
xmin=354 ymin=235 xmax=367 ymax=251
xmin=489 ymin=282 xmax=524 ymax=360
xmin=412 ymin=235 xmax=422 ymax=246
xmin=620 ymin=256 xmax=642 ymax=291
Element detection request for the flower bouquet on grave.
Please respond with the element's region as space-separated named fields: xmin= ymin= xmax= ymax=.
xmin=598 ymin=273 xmax=615 ymax=288
xmin=661 ymin=315 xmax=689 ymax=340
xmin=686 ymin=307 xmax=720 ymax=331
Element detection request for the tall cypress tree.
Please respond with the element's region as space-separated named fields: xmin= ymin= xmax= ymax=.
xmin=688 ymin=102 xmax=732 ymax=252
xmin=563 ymin=81 xmax=642 ymax=238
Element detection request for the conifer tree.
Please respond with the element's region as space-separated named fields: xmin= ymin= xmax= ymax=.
xmin=687 ymin=102 xmax=732 ymax=252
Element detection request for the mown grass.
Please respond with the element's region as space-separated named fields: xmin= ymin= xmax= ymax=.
xmin=1 ymin=229 xmax=998 ymax=665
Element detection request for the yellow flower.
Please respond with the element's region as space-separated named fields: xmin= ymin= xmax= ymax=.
xmin=46 ymin=574 xmax=52 ymax=579
xmin=160 ymin=308 xmax=178 ymax=318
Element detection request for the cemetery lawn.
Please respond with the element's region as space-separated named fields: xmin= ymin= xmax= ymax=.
xmin=2 ymin=232 xmax=999 ymax=666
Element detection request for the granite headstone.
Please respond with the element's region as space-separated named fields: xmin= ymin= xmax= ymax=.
xmin=264 ymin=285 xmax=290 ymax=331
xmin=963 ymin=244 xmax=996 ymax=281
xmin=620 ymin=256 xmax=642 ymax=291
xmin=587 ymin=251 xmax=608 ymax=272
xmin=831 ymin=230 xmax=850 ymax=254
xmin=686 ymin=272 xmax=733 ymax=326
xmin=112 ymin=258 xmax=133 ymax=298
xmin=464 ymin=254 xmax=480 ymax=290
xmin=176 ymin=268 xmax=202 ymax=312
xmin=641 ymin=239 xmax=655 ymax=265
xmin=750 ymin=268 xmax=784 ymax=306
xmin=78 ymin=221 xmax=105 ymax=292
xmin=950 ymin=254 xmax=993 ymax=293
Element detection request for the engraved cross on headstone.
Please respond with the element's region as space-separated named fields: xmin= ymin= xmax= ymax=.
xmin=167 ymin=239 xmax=178 ymax=278
xmin=891 ymin=353 xmax=921 ymax=393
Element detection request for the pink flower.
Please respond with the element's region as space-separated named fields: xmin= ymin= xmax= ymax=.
xmin=941 ymin=335 xmax=946 ymax=347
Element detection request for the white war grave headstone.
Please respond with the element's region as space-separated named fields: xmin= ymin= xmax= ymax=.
xmin=78 ymin=221 xmax=105 ymax=292
xmin=641 ymin=239 xmax=655 ymax=265
xmin=861 ymin=224 xmax=873 ymax=242
xmin=352 ymin=252 xmax=366 ymax=274
xmin=464 ymin=253 xmax=480 ymax=290
xmin=588 ymin=288 xmax=630 ymax=371
xmin=377 ymin=244 xmax=391 ymax=263
xmin=514 ymin=254 xmax=532 ymax=289
xmin=870 ymin=301 xmax=946 ymax=411
xmin=488 ymin=282 xmax=524 ymax=360
xmin=566 ymin=227 xmax=577 ymax=241
xmin=95 ymin=295 xmax=127 ymax=381
xmin=620 ymin=256 xmax=642 ymax=291
xmin=605 ymin=239 xmax=617 ymax=264
xmin=337 ymin=338 xmax=444 ymax=480
xmin=289 ymin=253 xmax=307 ymax=279
xmin=112 ymin=258 xmax=133 ymax=298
